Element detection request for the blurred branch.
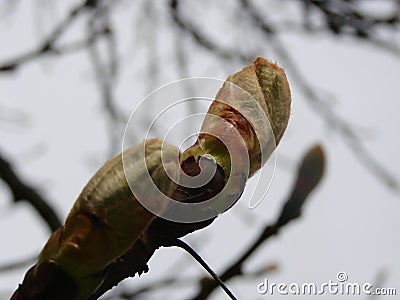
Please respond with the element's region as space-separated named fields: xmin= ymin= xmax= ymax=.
xmin=299 ymin=0 xmax=400 ymax=55
xmin=0 ymin=0 xmax=99 ymax=72
xmin=0 ymin=0 xmax=20 ymax=20
xmin=368 ymin=37 xmax=400 ymax=58
xmin=270 ymin=22 xmax=400 ymax=58
xmin=53 ymin=29 xmax=109 ymax=55
xmin=169 ymin=0 xmax=250 ymax=62
xmin=169 ymin=0 xmax=399 ymax=193
xmin=0 ymin=150 xmax=61 ymax=232
xmin=171 ymin=239 xmax=237 ymax=300
xmin=0 ymin=255 xmax=36 ymax=273
xmin=104 ymin=277 xmax=194 ymax=300
xmin=88 ymin=8 xmax=127 ymax=156
xmin=0 ymin=104 xmax=30 ymax=128
xmin=304 ymin=0 xmax=400 ymax=38
xmin=190 ymin=145 xmax=325 ymax=300
xmin=143 ymin=1 xmax=160 ymax=92
xmin=103 ymin=265 xmax=277 ymax=300
xmin=239 ymin=0 xmax=400 ymax=193
xmin=367 ymin=269 xmax=387 ymax=300
xmin=174 ymin=29 xmax=201 ymax=120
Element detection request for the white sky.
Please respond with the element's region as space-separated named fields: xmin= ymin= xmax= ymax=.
xmin=0 ymin=1 xmax=399 ymax=299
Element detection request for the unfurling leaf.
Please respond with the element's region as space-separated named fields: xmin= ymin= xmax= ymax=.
xmin=182 ymin=57 xmax=291 ymax=178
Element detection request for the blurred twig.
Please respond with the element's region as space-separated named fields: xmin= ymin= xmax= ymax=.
xmin=239 ymin=0 xmax=400 ymax=192
xmin=0 ymin=0 xmax=20 ymax=20
xmin=0 ymin=0 xmax=100 ymax=72
xmin=0 ymin=150 xmax=61 ymax=232
xmin=367 ymin=269 xmax=388 ymax=300
xmin=169 ymin=0 xmax=399 ymax=194
xmin=174 ymin=239 xmax=238 ymax=299
xmin=88 ymin=7 xmax=127 ymax=156
xmin=303 ymin=0 xmax=400 ymax=38
xmin=190 ymin=145 xmax=325 ymax=299
xmin=103 ymin=264 xmax=277 ymax=300
xmin=103 ymin=277 xmax=195 ymax=300
xmin=169 ymin=0 xmax=250 ymax=62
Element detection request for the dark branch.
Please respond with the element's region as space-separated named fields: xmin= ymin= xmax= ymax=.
xmin=190 ymin=145 xmax=326 ymax=299
xmin=104 ymin=264 xmax=277 ymax=299
xmin=239 ymin=0 xmax=400 ymax=193
xmin=87 ymin=9 xmax=127 ymax=156
xmin=168 ymin=0 xmax=399 ymax=193
xmin=0 ymin=0 xmax=98 ymax=72
xmin=169 ymin=0 xmax=250 ymax=62
xmin=305 ymin=0 xmax=400 ymax=38
xmin=169 ymin=239 xmax=237 ymax=300
xmin=0 ymin=151 xmax=61 ymax=232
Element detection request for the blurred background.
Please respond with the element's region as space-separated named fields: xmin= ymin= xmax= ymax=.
xmin=0 ymin=0 xmax=399 ymax=299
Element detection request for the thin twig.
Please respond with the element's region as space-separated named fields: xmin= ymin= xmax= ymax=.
xmin=102 ymin=277 xmax=195 ymax=300
xmin=190 ymin=145 xmax=325 ymax=299
xmin=105 ymin=264 xmax=277 ymax=300
xmin=88 ymin=8 xmax=127 ymax=157
xmin=0 ymin=0 xmax=96 ymax=72
xmin=168 ymin=0 xmax=399 ymax=194
xmin=169 ymin=238 xmax=238 ymax=300
xmin=239 ymin=0 xmax=400 ymax=192
xmin=169 ymin=0 xmax=250 ymax=62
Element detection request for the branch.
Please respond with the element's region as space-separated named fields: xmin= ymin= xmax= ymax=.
xmin=263 ymin=21 xmax=400 ymax=58
xmin=103 ymin=277 xmax=194 ymax=300
xmin=101 ymin=264 xmax=277 ymax=299
xmin=169 ymin=0 xmax=250 ymax=62
xmin=0 ymin=150 xmax=61 ymax=232
xmin=169 ymin=0 xmax=399 ymax=193
xmin=168 ymin=239 xmax=237 ymax=300
xmin=87 ymin=9 xmax=127 ymax=156
xmin=190 ymin=145 xmax=326 ymax=299
xmin=11 ymin=57 xmax=291 ymax=300
xmin=239 ymin=0 xmax=400 ymax=193
xmin=0 ymin=0 xmax=98 ymax=72
xmin=304 ymin=0 xmax=400 ymax=38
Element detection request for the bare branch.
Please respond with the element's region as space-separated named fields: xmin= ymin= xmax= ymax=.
xmin=0 ymin=150 xmax=61 ymax=232
xmin=169 ymin=239 xmax=237 ymax=300
xmin=169 ymin=0 xmax=250 ymax=62
xmin=239 ymin=0 xmax=400 ymax=192
xmin=102 ymin=265 xmax=277 ymax=299
xmin=168 ymin=0 xmax=399 ymax=193
xmin=190 ymin=145 xmax=325 ymax=299
xmin=0 ymin=0 xmax=98 ymax=72
xmin=304 ymin=0 xmax=400 ymax=38
xmin=87 ymin=8 xmax=127 ymax=156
